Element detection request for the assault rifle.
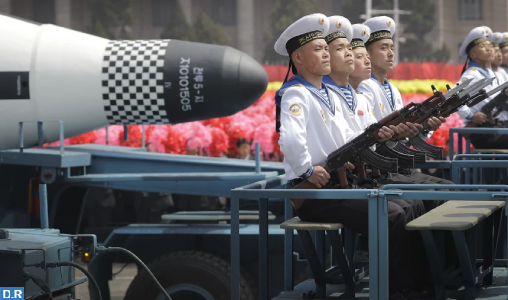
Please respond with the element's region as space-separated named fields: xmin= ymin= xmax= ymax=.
xmin=292 ymin=79 xmax=476 ymax=190
xmin=467 ymin=81 xmax=508 ymax=126
xmin=373 ymin=79 xmax=472 ymax=163
xmin=410 ymin=78 xmax=508 ymax=145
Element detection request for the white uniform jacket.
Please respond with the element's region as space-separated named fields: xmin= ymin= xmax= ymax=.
xmin=278 ymin=85 xmax=357 ymax=180
xmin=457 ymin=63 xmax=508 ymax=123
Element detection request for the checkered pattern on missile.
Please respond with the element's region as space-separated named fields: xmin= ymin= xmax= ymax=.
xmin=101 ymin=40 xmax=169 ymax=124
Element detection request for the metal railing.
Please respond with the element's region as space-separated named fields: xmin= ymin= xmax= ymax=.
xmin=18 ymin=120 xmax=65 ymax=154
xmin=452 ymin=154 xmax=508 ymax=184
xmin=230 ymin=181 xmax=508 ymax=300
xmin=449 ymin=127 xmax=508 ymax=156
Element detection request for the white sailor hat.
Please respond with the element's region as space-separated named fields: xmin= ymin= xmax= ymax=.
xmin=482 ymin=26 xmax=493 ymax=38
xmin=351 ymin=24 xmax=371 ymax=49
xmin=363 ymin=16 xmax=396 ymax=47
xmin=500 ymin=33 xmax=508 ymax=49
xmin=274 ymin=13 xmax=329 ymax=56
xmin=325 ymin=16 xmax=353 ymax=44
xmin=491 ymin=32 xmax=502 ymax=47
xmin=459 ymin=27 xmax=489 ymax=58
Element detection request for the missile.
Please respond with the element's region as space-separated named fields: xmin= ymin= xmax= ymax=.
xmin=0 ymin=13 xmax=268 ymax=150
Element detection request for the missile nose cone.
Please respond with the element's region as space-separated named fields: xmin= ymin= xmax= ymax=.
xmin=161 ymin=41 xmax=268 ymax=124
xmin=223 ymin=50 xmax=268 ymax=115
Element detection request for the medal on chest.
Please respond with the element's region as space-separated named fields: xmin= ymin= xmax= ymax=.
xmin=358 ymin=109 xmax=364 ymax=116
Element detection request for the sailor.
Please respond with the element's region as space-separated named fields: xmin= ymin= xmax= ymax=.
xmin=322 ymin=17 xmax=425 ymax=221
xmin=489 ymin=32 xmax=507 ymax=83
xmin=357 ymin=16 xmax=452 ymax=192
xmin=491 ymin=32 xmax=508 ymax=82
xmin=457 ymin=27 xmax=508 ymax=149
xmin=275 ymin=13 xmax=421 ymax=299
xmin=499 ymin=32 xmax=508 ymax=77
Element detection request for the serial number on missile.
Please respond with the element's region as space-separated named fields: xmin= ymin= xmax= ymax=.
xmin=179 ymin=57 xmax=192 ymax=111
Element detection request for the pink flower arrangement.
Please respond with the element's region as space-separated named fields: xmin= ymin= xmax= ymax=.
xmin=55 ymin=89 xmax=474 ymax=159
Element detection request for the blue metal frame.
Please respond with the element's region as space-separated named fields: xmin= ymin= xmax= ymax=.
xmin=449 ymin=127 xmax=508 ymax=156
xmin=452 ymin=157 xmax=508 ymax=184
xmin=230 ymin=180 xmax=508 ymax=300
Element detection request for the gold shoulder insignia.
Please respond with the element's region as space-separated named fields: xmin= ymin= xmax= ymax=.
xmin=471 ymin=68 xmax=477 ymax=72
xmin=293 ymin=84 xmax=304 ymax=87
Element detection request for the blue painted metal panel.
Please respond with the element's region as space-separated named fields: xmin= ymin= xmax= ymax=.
xmin=64 ymin=144 xmax=285 ymax=174
xmin=65 ymin=171 xmax=278 ymax=182
xmin=0 ymin=148 xmax=91 ymax=167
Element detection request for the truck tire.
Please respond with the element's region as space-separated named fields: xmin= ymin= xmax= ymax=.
xmin=124 ymin=251 xmax=257 ymax=300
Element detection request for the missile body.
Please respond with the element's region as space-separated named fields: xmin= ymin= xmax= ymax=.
xmin=0 ymin=14 xmax=268 ymax=150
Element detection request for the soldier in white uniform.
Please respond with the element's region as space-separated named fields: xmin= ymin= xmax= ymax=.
xmin=357 ymin=16 xmax=452 ymax=199
xmin=457 ymin=27 xmax=508 ymax=149
xmin=322 ymin=17 xmax=426 ymax=220
xmin=274 ymin=14 xmax=422 ymax=296
xmin=499 ymin=33 xmax=508 ymax=77
xmin=489 ymin=32 xmax=508 ymax=83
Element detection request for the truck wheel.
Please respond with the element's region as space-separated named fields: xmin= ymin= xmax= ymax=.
xmin=124 ymin=251 xmax=257 ymax=300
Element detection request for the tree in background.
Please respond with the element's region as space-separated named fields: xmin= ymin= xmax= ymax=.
xmin=86 ymin=0 xmax=133 ymax=39
xmin=160 ymin=1 xmax=195 ymax=41
xmin=193 ymin=13 xmax=231 ymax=46
xmin=340 ymin=0 xmax=450 ymax=62
xmin=262 ymin=0 xmax=320 ymax=63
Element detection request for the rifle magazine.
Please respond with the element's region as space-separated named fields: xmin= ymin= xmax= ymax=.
xmin=408 ymin=136 xmax=444 ymax=159
xmin=375 ymin=144 xmax=415 ymax=168
xmin=393 ymin=143 xmax=426 ymax=163
xmin=358 ymin=148 xmax=398 ymax=173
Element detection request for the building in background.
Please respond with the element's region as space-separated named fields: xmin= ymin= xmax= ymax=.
xmin=0 ymin=0 xmax=336 ymax=62
xmin=1 ymin=0 xmax=506 ymax=63
xmin=427 ymin=0 xmax=508 ymax=63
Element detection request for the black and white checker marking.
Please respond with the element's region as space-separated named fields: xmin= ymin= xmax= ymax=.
xmin=101 ymin=40 xmax=170 ymax=124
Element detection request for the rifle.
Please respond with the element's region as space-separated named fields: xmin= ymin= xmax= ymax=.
xmin=362 ymin=80 xmax=473 ymax=168
xmin=292 ymin=79 xmax=475 ymax=190
xmin=412 ymin=79 xmax=508 ymax=142
xmin=374 ymin=79 xmax=473 ymax=160
xmin=292 ymin=79 xmax=479 ymax=191
xmin=401 ymin=78 xmax=493 ymax=158
xmin=479 ymin=84 xmax=508 ymax=123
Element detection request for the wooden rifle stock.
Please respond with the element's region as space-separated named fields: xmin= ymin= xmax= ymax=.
xmin=355 ymin=162 xmax=367 ymax=182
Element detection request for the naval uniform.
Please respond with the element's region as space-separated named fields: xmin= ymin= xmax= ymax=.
xmin=324 ymin=75 xmax=426 ymax=221
xmin=357 ymin=17 xmax=451 ymax=215
xmin=277 ymin=75 xmax=416 ymax=287
xmin=457 ymin=27 xmax=508 ymax=150
xmin=275 ymin=14 xmax=422 ymax=288
xmin=458 ymin=62 xmax=508 ymax=149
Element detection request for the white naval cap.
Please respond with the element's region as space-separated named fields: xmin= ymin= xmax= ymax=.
xmin=274 ymin=13 xmax=329 ymax=56
xmin=459 ymin=27 xmax=489 ymax=58
xmin=325 ymin=16 xmax=353 ymax=43
xmin=500 ymin=33 xmax=508 ymax=49
xmin=351 ymin=24 xmax=371 ymax=49
xmin=363 ymin=16 xmax=396 ymax=47
xmin=491 ymin=32 xmax=503 ymax=47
